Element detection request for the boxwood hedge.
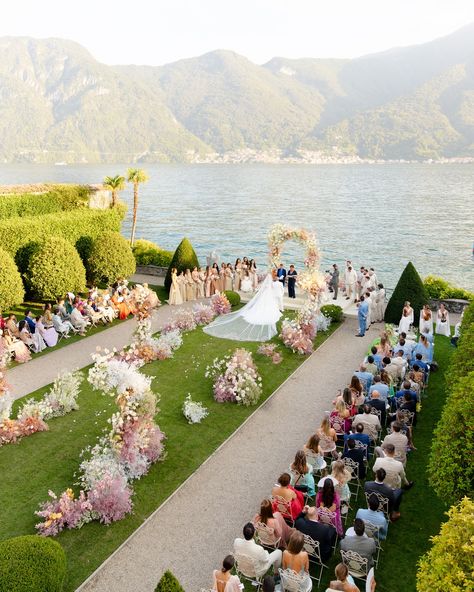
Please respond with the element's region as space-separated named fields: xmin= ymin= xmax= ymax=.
xmin=87 ymin=231 xmax=136 ymax=284
xmin=132 ymin=239 xmax=173 ymax=267
xmin=155 ymin=570 xmax=185 ymax=592
xmin=0 ymin=247 xmax=25 ymax=311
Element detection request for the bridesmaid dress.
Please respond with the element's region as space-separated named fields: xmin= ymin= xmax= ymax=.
xmin=225 ymin=268 xmax=233 ymax=291
xmin=233 ymin=264 xmax=242 ymax=291
xmin=178 ymin=274 xmax=187 ymax=302
xmin=205 ymin=273 xmax=213 ymax=298
xmin=198 ymin=271 xmax=206 ymax=299
xmin=219 ymin=269 xmax=226 ymax=292
xmin=169 ymin=272 xmax=183 ymax=305
xmin=186 ymin=272 xmax=195 ymax=301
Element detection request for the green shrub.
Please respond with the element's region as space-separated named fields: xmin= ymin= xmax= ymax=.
xmin=0 ymin=247 xmax=24 ymax=312
xmin=417 ymin=497 xmax=474 ymax=592
xmin=0 ymin=205 xmax=126 ymax=258
xmin=224 ymin=290 xmax=241 ymax=307
xmin=423 ymin=275 xmax=473 ymax=301
xmin=320 ymin=304 xmax=343 ymax=322
xmin=26 ymin=236 xmax=86 ymax=300
xmin=14 ymin=241 xmax=41 ymax=275
xmin=155 ymin=570 xmax=185 ymax=592
xmin=0 ymin=534 xmax=67 ymax=592
xmin=87 ymin=231 xmax=136 ymax=284
xmin=75 ymin=236 xmax=94 ymax=267
xmin=384 ymin=262 xmax=428 ymax=326
xmin=164 ymin=238 xmax=199 ymax=292
xmin=132 ymin=239 xmax=173 ymax=267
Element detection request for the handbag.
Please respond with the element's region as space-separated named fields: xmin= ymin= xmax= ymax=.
xmin=293 ymin=472 xmax=308 ymax=493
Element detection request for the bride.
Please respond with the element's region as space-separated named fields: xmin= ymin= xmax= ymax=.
xmin=203 ymin=272 xmax=283 ymax=341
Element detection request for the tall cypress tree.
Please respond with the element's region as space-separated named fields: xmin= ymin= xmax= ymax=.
xmin=164 ymin=237 xmax=199 ymax=292
xmin=384 ymin=261 xmax=428 ymax=327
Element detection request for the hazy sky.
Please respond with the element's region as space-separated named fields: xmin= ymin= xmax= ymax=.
xmin=1 ymin=0 xmax=474 ymax=65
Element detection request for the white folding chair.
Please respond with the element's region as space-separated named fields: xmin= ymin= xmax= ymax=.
xmin=365 ymin=490 xmax=390 ymax=520
xmin=279 ymin=568 xmax=311 ymax=592
xmin=302 ymin=533 xmax=327 ymax=587
xmin=363 ymin=520 xmax=383 ymax=567
xmin=234 ymin=553 xmax=264 ymax=590
xmin=342 ymin=456 xmax=361 ymax=497
xmin=340 ymin=549 xmax=369 ymax=583
xmin=255 ymin=521 xmax=281 ymax=550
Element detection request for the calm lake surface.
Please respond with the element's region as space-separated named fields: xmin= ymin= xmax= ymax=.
xmin=1 ymin=163 xmax=473 ymax=291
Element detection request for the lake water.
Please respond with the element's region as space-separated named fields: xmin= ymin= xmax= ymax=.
xmin=1 ymin=163 xmax=473 ymax=291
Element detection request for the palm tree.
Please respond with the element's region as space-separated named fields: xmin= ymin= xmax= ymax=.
xmin=127 ymin=168 xmax=149 ymax=246
xmin=103 ymin=174 xmax=126 ymax=208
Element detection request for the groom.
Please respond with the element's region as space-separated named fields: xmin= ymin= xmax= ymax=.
xmin=277 ymin=263 xmax=287 ymax=286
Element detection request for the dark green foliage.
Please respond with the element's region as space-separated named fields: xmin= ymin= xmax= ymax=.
xmin=0 ymin=247 xmax=24 ymax=311
xmin=26 ymin=237 xmax=86 ymax=300
xmin=428 ymin=300 xmax=474 ymax=500
xmin=87 ymin=232 xmax=136 ymax=284
xmin=155 ymin=571 xmax=185 ymax=592
xmin=165 ymin=238 xmax=199 ymax=291
xmin=423 ymin=275 xmax=473 ymax=301
xmin=320 ymin=304 xmax=343 ymax=323
xmin=75 ymin=236 xmax=94 ymax=267
xmin=132 ymin=239 xmax=173 ymax=267
xmin=0 ymin=535 xmax=67 ymax=592
xmin=0 ymin=184 xmax=89 ymax=220
xmin=14 ymin=241 xmax=41 ymax=275
xmin=224 ymin=290 xmax=241 ymax=307
xmin=384 ymin=262 xmax=428 ymax=326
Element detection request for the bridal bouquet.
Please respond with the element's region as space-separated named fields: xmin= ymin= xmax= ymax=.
xmin=182 ymin=394 xmax=209 ymax=424
xmin=206 ymin=348 xmax=262 ymax=406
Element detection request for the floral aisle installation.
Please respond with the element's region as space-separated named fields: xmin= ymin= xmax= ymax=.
xmin=210 ymin=292 xmax=231 ymax=316
xmin=206 ymin=348 xmax=263 ymax=406
xmin=182 ymin=394 xmax=209 ymax=424
xmin=257 ymin=343 xmax=283 ymax=365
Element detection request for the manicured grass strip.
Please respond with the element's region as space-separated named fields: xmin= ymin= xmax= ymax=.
xmin=0 ymin=319 xmax=339 ymax=591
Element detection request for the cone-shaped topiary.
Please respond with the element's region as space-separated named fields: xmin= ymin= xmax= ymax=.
xmin=0 ymin=535 xmax=67 ymax=592
xmin=0 ymin=247 xmax=24 ymax=311
xmin=384 ymin=261 xmax=428 ymax=327
xmin=155 ymin=570 xmax=185 ymax=592
xmin=165 ymin=237 xmax=199 ymax=292
xmin=87 ymin=231 xmax=136 ymax=285
xmin=26 ymin=236 xmax=86 ymax=300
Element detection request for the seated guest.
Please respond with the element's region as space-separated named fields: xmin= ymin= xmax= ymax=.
xmin=342 ymin=437 xmax=367 ymax=479
xmin=253 ymin=499 xmax=294 ymax=549
xmin=368 ymin=376 xmax=389 ymax=401
xmin=390 ymin=349 xmax=408 ymax=378
xmin=0 ymin=311 xmax=5 ymax=332
xmin=271 ymin=473 xmax=305 ymax=520
xmin=70 ymin=305 xmax=89 ymax=335
xmin=212 ymin=555 xmax=242 ymax=592
xmin=43 ymin=303 xmax=54 ymax=328
xmin=96 ymin=296 xmax=115 ymax=323
xmin=303 ymin=433 xmax=326 ymax=472
xmin=421 ymin=326 xmax=434 ymax=344
xmin=5 ymin=314 xmax=20 ymax=338
xmin=343 ymin=423 xmax=370 ymax=458
xmin=334 ymin=387 xmax=357 ymax=417
xmin=373 ymin=444 xmax=413 ymax=493
xmin=24 ymin=310 xmax=36 ymax=334
xmin=289 ymin=450 xmax=316 ymax=497
xmin=295 ymin=505 xmax=337 ymax=563
xmin=392 ymin=381 xmax=418 ymax=411
xmin=316 ymin=478 xmax=343 ymax=536
xmin=396 ymin=338 xmax=411 ymax=360
xmin=398 ymin=392 xmax=417 ymax=426
xmin=349 ymin=376 xmax=365 ymax=406
xmin=35 ymin=315 xmax=58 ymax=348
xmin=233 ymin=523 xmax=282 ymax=577
xmin=412 ymin=334 xmax=433 ymax=362
xmin=352 ymin=405 xmax=380 ymax=442
xmin=331 ymin=460 xmax=352 ymax=510
xmin=316 ymin=416 xmax=338 ymax=458
xmin=18 ymin=320 xmax=34 ymax=348
xmin=111 ymin=290 xmax=131 ymax=320
xmin=366 ymin=346 xmax=382 ymax=370
xmin=83 ymin=299 xmax=103 ymax=325
xmin=52 ymin=307 xmax=75 ymax=337
xmin=356 ymin=494 xmax=388 ymax=540
xmin=410 ymin=353 xmax=429 ymax=374
xmin=411 ymin=364 xmax=425 ymax=389
xmin=340 ymin=519 xmax=376 ymax=570
xmin=376 ymin=422 xmax=408 ymax=465
xmin=57 ymin=298 xmax=70 ymax=320
xmin=354 ymin=364 xmax=373 ymax=393
xmin=1 ymin=329 xmax=31 ymax=363
xmin=364 ymin=354 xmax=379 ymax=376
xmin=365 ymin=468 xmax=402 ymax=522
xmin=328 ymin=563 xmax=360 ymax=592
xmin=365 ymin=390 xmax=386 ymax=426
xmin=330 ymin=399 xmax=352 ymax=434
xmin=282 ymin=532 xmax=312 ymax=592
xmin=382 ymin=356 xmax=398 ymax=383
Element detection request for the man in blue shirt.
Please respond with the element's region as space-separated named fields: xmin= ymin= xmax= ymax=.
xmin=356 ymin=295 xmax=369 ymax=337
xmin=344 ymin=423 xmax=371 ymax=458
xmin=368 ymin=376 xmax=389 ymax=402
xmin=24 ymin=310 xmax=36 ymax=334
xmin=354 ymin=363 xmax=373 ymax=392
xmin=356 ymin=494 xmax=388 ymax=540
xmin=410 ymin=353 xmax=429 ymax=374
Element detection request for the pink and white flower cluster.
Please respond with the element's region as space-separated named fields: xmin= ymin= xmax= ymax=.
xmin=257 ymin=343 xmax=283 ymax=365
xmin=206 ymin=348 xmax=262 ymax=406
xmin=210 ymin=292 xmax=231 ymax=316
xmin=192 ymin=303 xmax=217 ymax=326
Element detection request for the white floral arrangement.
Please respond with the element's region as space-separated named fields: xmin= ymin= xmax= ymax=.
xmin=315 ymin=312 xmax=331 ymax=332
xmin=0 ymin=388 xmax=14 ymax=422
xmin=182 ymin=394 xmax=209 ymax=424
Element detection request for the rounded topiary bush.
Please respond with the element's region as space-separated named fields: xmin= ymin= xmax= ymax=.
xmin=165 ymin=237 xmax=199 ymax=292
xmin=384 ymin=261 xmax=428 ymax=327
xmin=224 ymin=290 xmax=241 ymax=307
xmin=0 ymin=535 xmax=67 ymax=592
xmin=26 ymin=236 xmax=86 ymax=300
xmin=14 ymin=241 xmax=41 ymax=276
xmin=0 ymin=247 xmax=25 ymax=311
xmin=320 ymin=304 xmax=343 ymax=322
xmin=75 ymin=235 xmax=94 ymax=267
xmin=87 ymin=231 xmax=136 ymax=285
xmin=132 ymin=239 xmax=173 ymax=267
xmin=155 ymin=570 xmax=185 ymax=592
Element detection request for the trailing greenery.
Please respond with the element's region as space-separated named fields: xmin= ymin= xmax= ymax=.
xmin=428 ymin=300 xmax=474 ymax=500
xmin=87 ymin=232 xmax=136 ymax=285
xmin=384 ymin=262 xmax=428 ymax=326
xmin=0 ymin=184 xmax=90 ymax=220
xmin=0 ymin=247 xmax=25 ymax=312
xmin=132 ymin=239 xmax=174 ymax=267
xmin=320 ymin=304 xmax=343 ymax=323
xmin=26 ymin=237 xmax=86 ymax=300
xmin=224 ymin=290 xmax=241 ymax=307
xmin=417 ymin=497 xmax=474 ymax=592
xmin=164 ymin=238 xmax=200 ymax=292
xmin=423 ymin=275 xmax=473 ymax=301
xmin=0 ymin=535 xmax=67 ymax=592
xmin=0 ymin=205 xmax=126 ymax=258
xmin=155 ymin=571 xmax=185 ymax=592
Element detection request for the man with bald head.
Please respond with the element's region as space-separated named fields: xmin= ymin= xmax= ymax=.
xmin=366 ymin=389 xmax=386 ymax=425
xmin=295 ymin=505 xmax=337 ymax=562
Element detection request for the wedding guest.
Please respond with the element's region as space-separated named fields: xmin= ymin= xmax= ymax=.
xmin=234 ymin=523 xmax=282 ymax=577
xmin=398 ymin=301 xmax=414 ymax=334
xmin=219 ymin=263 xmax=226 ymax=292
xmin=345 ymin=265 xmax=358 ymax=303
xmin=177 ymin=271 xmax=187 ymax=302
xmin=419 ymin=304 xmax=433 ymax=334
xmin=316 ymin=416 xmax=338 ymax=458
xmin=282 ymin=532 xmax=312 ymax=592
xmin=287 ymin=265 xmax=297 ymax=299
xmin=1 ymin=329 xmax=31 ymax=363
xmin=436 ymin=303 xmax=450 ymax=337
xmin=233 ymin=259 xmax=242 ymax=291
xmin=253 ymin=499 xmax=294 ymax=549
xmin=18 ymin=319 xmax=34 ymax=348
xmin=70 ymin=305 xmax=89 ymax=335
xmin=349 ymin=375 xmax=365 ymax=406
xmin=271 ymin=473 xmax=305 ymax=520
xmin=356 ymin=295 xmax=369 ymax=337
xmin=331 ymin=460 xmax=352 ymax=510
xmin=302 ymin=433 xmax=326 ymax=472
xmin=295 ymin=505 xmax=336 ymax=562
xmin=277 ymin=263 xmax=286 ymax=286
xmin=169 ymin=268 xmax=183 ymax=305
xmin=330 ymin=264 xmax=340 ymax=299
xmin=211 ymin=555 xmax=242 ymax=592
xmin=329 ymin=563 xmax=360 ymax=592
xmin=43 ymin=303 xmax=54 ymax=328
xmin=374 ymin=283 xmax=386 ymax=322
xmin=35 ymin=315 xmax=58 ymax=347
xmin=52 ymin=307 xmax=74 ymax=337
xmin=289 ymin=450 xmax=315 ymax=497
xmin=316 ymin=477 xmax=343 ymax=536
xmin=24 ymin=310 xmax=36 ymax=334
xmin=185 ymin=269 xmax=196 ymax=301
xmin=224 ymin=263 xmax=234 ymax=291
xmin=205 ymin=266 xmax=213 ymax=298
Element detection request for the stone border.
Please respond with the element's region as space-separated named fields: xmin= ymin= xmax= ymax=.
xmin=136 ymin=265 xmax=167 ymax=277
xmin=428 ymin=298 xmax=469 ymax=314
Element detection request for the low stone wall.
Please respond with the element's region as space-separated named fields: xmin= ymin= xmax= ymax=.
xmin=136 ymin=265 xmax=167 ymax=277
xmin=429 ymin=298 xmax=470 ymax=314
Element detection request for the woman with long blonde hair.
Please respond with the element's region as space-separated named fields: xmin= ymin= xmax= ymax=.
xmin=316 ymin=416 xmax=338 ymax=458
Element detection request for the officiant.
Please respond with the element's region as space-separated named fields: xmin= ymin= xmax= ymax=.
xmin=277 ymin=263 xmax=287 ymax=286
xmin=287 ymin=264 xmax=297 ymax=298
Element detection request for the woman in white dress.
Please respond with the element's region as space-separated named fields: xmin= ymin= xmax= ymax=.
xmin=35 ymin=315 xmax=58 ymax=347
xmin=212 ymin=556 xmax=242 ymax=592
xmin=233 ymin=259 xmax=242 ymax=291
xmin=436 ymin=303 xmax=451 ymax=337
xmin=419 ymin=304 xmax=434 ymax=334
xmin=169 ymin=268 xmax=183 ymax=305
xmin=375 ymin=283 xmax=386 ymax=322
xmin=398 ymin=301 xmax=414 ymax=334
xmin=240 ymin=270 xmax=253 ymax=293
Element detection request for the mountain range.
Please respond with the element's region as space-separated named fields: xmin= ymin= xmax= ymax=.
xmin=1 ymin=25 xmax=474 ymax=163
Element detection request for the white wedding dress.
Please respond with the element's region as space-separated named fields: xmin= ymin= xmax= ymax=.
xmin=203 ymin=274 xmax=282 ymax=341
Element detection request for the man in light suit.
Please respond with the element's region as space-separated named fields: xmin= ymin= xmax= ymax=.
xmin=356 ymin=295 xmax=369 ymax=336
xmin=234 ymin=523 xmax=282 ymax=577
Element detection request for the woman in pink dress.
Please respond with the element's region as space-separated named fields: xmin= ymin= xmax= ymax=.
xmin=2 ymin=330 xmax=31 ymax=363
xmin=224 ymin=263 xmax=234 ymax=291
xmin=205 ymin=266 xmax=213 ymax=298
xmin=212 ymin=556 xmax=242 ymax=592
xmin=271 ymin=473 xmax=305 ymax=520
xmin=36 ymin=315 xmax=58 ymax=347
xmin=254 ymin=498 xmax=294 ymax=549
xmin=212 ymin=263 xmax=221 ymax=292
xmin=316 ymin=477 xmax=343 ymax=535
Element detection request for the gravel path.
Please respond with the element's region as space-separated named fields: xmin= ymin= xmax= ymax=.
xmin=78 ymin=317 xmax=376 ymax=592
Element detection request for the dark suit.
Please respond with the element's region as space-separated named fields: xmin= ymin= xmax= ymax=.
xmin=295 ymin=513 xmax=336 ymax=563
xmin=342 ymin=447 xmax=367 ymax=479
xmin=277 ymin=267 xmax=287 ymax=286
xmin=367 ymin=397 xmax=386 ymax=426
xmin=365 ymin=480 xmax=402 ymax=512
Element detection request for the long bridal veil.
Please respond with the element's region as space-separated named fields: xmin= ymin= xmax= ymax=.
xmin=203 ymin=274 xmax=282 ymax=341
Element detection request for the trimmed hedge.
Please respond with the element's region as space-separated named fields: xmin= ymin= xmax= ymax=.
xmin=165 ymin=238 xmax=199 ymax=292
xmin=155 ymin=570 xmax=185 ymax=592
xmin=320 ymin=304 xmax=343 ymax=322
xmin=0 ymin=205 xmax=126 ymax=258
xmin=224 ymin=290 xmax=241 ymax=307
xmin=428 ymin=300 xmax=474 ymax=501
xmin=417 ymin=497 xmax=474 ymax=592
xmin=0 ymin=184 xmax=90 ymax=220
xmin=132 ymin=239 xmax=173 ymax=267
xmin=384 ymin=262 xmax=428 ymax=327
xmin=0 ymin=534 xmax=67 ymax=592
xmin=0 ymin=247 xmax=25 ymax=311
xmin=26 ymin=237 xmax=86 ymax=300
xmin=423 ymin=275 xmax=473 ymax=301
xmin=87 ymin=232 xmax=136 ymax=284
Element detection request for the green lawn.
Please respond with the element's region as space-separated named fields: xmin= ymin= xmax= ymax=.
xmin=1 ymin=318 xmax=340 ymax=591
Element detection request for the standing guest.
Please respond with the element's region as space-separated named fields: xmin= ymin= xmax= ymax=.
xmin=277 ymin=263 xmax=286 ymax=287
xmin=211 ymin=555 xmax=242 ymax=592
xmin=295 ymin=505 xmax=336 ymax=563
xmin=436 ymin=303 xmax=451 ymax=336
xmin=356 ymin=295 xmax=369 ymax=337
xmin=330 ymin=264 xmax=340 ymax=299
xmin=198 ymin=267 xmax=207 ymax=298
xmin=451 ymin=321 xmax=461 ymax=347
xmin=287 ymin=265 xmax=297 ymax=299
xmin=345 ymin=265 xmax=358 ymax=303
xmin=185 ymin=269 xmax=196 ymax=301
xmin=224 ymin=263 xmax=234 ymax=291
xmin=192 ymin=267 xmax=201 ymax=298
xmin=178 ymin=271 xmax=187 ymax=302
xmin=398 ymin=301 xmax=414 ymax=334
xmin=282 ymin=532 xmax=312 ymax=592
xmin=233 ymin=259 xmax=242 ymax=291
xmin=419 ymin=304 xmax=433 ymax=334
xmin=169 ymin=268 xmax=183 ymax=305
xmin=366 ymin=291 xmax=375 ymax=326
xmin=374 ymin=283 xmax=386 ymax=322
xmin=24 ymin=310 xmax=36 ymax=334
xmin=219 ymin=263 xmax=227 ymax=293
xmin=211 ymin=263 xmax=221 ymax=292
xmin=35 ymin=315 xmax=58 ymax=347
xmin=233 ymin=523 xmax=282 ymax=577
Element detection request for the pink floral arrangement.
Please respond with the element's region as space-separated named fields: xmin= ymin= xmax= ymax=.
xmin=280 ymin=318 xmax=315 ymax=355
xmin=257 ymin=343 xmax=283 ymax=364
xmin=210 ymin=293 xmax=231 ymax=316
xmin=193 ymin=303 xmax=216 ymax=326
xmin=162 ymin=309 xmax=196 ymax=333
xmin=87 ymin=474 xmax=133 ymax=525
xmin=36 ymin=489 xmax=95 ymax=536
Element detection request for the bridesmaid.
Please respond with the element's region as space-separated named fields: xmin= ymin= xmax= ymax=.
xmin=185 ymin=269 xmax=196 ymax=301
xmin=219 ymin=263 xmax=227 ymax=292
xmin=178 ymin=271 xmax=187 ymax=302
xmin=192 ymin=266 xmax=201 ymax=299
xmin=242 ymin=257 xmax=249 ymax=273
xmin=224 ymin=263 xmax=234 ymax=291
xmin=198 ymin=267 xmax=206 ymax=299
xmin=205 ymin=266 xmax=213 ymax=297
xmin=169 ymin=268 xmax=183 ymax=305
xmin=212 ymin=263 xmax=221 ymax=292
xmin=233 ymin=258 xmax=242 ymax=291
xmin=249 ymin=259 xmax=258 ymax=290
